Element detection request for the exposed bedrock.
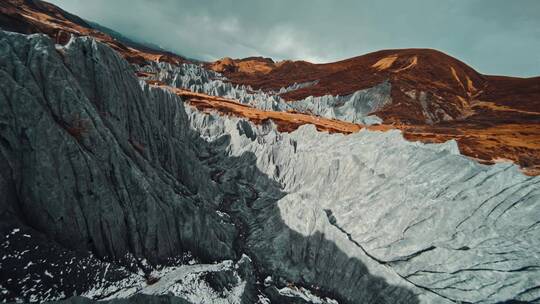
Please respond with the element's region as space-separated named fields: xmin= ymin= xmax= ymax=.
xmin=287 ymin=81 xmax=390 ymax=124
xmin=139 ymin=61 xmax=290 ymax=111
xmin=186 ymin=113 xmax=424 ymax=304
xmin=0 ymin=32 xmax=417 ymax=304
xmin=0 ymin=32 xmax=428 ymax=303
xmin=0 ymin=31 xmax=237 ymax=265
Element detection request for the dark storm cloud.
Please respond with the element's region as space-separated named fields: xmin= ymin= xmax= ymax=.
xmin=48 ymin=0 xmax=540 ymax=77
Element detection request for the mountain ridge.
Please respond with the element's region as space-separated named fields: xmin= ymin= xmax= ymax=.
xmin=1 ymin=0 xmax=538 ymax=175
xmin=0 ymin=0 xmax=188 ymax=65
xmin=1 ymin=1 xmax=540 ymax=303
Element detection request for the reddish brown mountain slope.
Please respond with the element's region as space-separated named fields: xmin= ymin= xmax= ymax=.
xmin=209 ymin=50 xmax=539 ymax=121
xmin=209 ymin=51 xmax=540 ymax=174
xmin=1 ymin=0 xmax=538 ymax=174
xmin=210 ymin=50 xmax=483 ymax=95
xmin=0 ymin=0 xmax=186 ymax=65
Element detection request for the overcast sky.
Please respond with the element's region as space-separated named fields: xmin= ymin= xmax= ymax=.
xmin=48 ymin=0 xmax=540 ymax=77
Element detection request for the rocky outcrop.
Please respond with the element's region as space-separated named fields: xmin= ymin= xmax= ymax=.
xmin=139 ymin=62 xmax=389 ymax=125
xmin=287 ymin=81 xmax=390 ymax=124
xmin=1 ymin=30 xmax=539 ymax=304
xmin=0 ymin=31 xmax=428 ymax=304
xmin=139 ymin=61 xmax=290 ymax=111
xmin=0 ymin=31 xmax=242 ymax=301
xmin=0 ymin=31 xmax=237 ymax=263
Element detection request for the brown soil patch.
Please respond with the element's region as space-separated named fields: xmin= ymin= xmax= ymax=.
xmin=158 ymin=85 xmax=362 ymax=134
xmin=372 ymin=55 xmax=398 ymax=71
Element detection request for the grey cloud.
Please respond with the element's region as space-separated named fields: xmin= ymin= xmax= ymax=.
xmin=48 ymin=0 xmax=540 ymax=77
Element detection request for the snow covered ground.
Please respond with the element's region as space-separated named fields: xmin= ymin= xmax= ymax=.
xmin=83 ymin=257 xmax=253 ymax=304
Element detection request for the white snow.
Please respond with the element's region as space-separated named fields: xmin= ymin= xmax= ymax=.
xmin=83 ymin=260 xmax=248 ymax=304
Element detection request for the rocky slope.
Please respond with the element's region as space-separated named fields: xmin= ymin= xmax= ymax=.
xmin=1 ymin=0 xmax=539 ymax=174
xmin=1 ymin=30 xmax=539 ymax=304
xmin=0 ymin=31 xmax=239 ymax=302
xmin=0 ymin=30 xmax=425 ymax=304
xmin=188 ymin=109 xmax=540 ymax=304
xmin=1 ymin=1 xmax=540 ymax=303
xmin=208 ymin=53 xmax=540 ymax=174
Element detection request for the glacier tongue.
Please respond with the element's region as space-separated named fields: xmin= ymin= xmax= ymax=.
xmin=187 ymin=107 xmax=540 ymax=304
